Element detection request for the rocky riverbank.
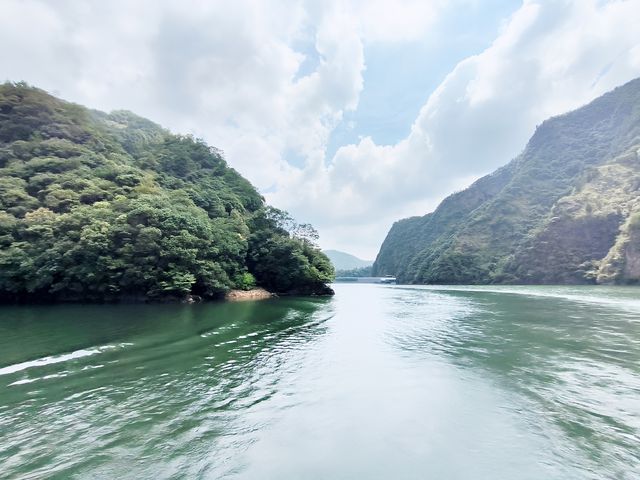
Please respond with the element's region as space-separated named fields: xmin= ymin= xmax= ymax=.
xmin=225 ymin=288 xmax=276 ymax=301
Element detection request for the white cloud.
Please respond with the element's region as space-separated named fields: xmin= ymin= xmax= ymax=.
xmin=1 ymin=0 xmax=639 ymax=258
xmin=350 ymin=0 xmax=446 ymax=43
xmin=270 ymin=0 xmax=640 ymax=257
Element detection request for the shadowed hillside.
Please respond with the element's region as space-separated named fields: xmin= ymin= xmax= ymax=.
xmin=374 ymin=78 xmax=640 ymax=285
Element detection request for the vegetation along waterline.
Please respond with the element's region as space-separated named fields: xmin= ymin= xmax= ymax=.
xmin=0 ymin=82 xmax=334 ymax=303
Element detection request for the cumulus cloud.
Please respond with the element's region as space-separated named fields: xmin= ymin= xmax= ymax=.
xmin=0 ymin=0 xmax=448 ymax=256
xmin=1 ymin=0 xmax=357 ymax=183
xmin=1 ymin=0 xmax=639 ymax=258
xmin=270 ymin=0 xmax=640 ymax=257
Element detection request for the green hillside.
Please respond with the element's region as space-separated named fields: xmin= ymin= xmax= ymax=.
xmin=323 ymin=250 xmax=373 ymax=270
xmin=0 ymin=82 xmax=334 ymax=302
xmin=373 ymin=77 xmax=640 ymax=285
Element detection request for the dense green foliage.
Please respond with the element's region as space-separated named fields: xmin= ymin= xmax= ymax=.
xmin=335 ymin=266 xmax=373 ymax=278
xmin=0 ymin=83 xmax=333 ymax=301
xmin=245 ymin=207 xmax=334 ymax=295
xmin=374 ymin=77 xmax=640 ymax=285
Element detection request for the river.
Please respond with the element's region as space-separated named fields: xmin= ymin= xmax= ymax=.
xmin=1 ymin=284 xmax=639 ymax=479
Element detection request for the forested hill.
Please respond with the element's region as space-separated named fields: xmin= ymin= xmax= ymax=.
xmin=323 ymin=250 xmax=372 ymax=270
xmin=373 ymin=77 xmax=640 ymax=285
xmin=0 ymin=82 xmax=334 ymax=302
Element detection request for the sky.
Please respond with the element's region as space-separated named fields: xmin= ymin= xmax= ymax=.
xmin=2 ymin=0 xmax=640 ymax=259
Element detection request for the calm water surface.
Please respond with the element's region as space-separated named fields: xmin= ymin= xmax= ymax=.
xmin=1 ymin=284 xmax=639 ymax=479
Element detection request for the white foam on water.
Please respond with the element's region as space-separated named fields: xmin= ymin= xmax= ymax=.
xmin=81 ymin=364 xmax=105 ymax=371
xmin=8 ymin=372 xmax=69 ymax=386
xmin=8 ymin=378 xmax=37 ymax=386
xmin=0 ymin=343 xmax=129 ymax=376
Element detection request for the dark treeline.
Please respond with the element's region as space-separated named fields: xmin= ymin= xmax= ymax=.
xmin=335 ymin=266 xmax=372 ymax=277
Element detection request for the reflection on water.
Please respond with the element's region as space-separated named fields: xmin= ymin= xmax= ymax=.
xmin=0 ymin=298 xmax=332 ymax=478
xmin=0 ymin=285 xmax=639 ymax=479
xmin=387 ymin=285 xmax=640 ymax=479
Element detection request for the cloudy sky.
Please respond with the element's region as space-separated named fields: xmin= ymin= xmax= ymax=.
xmin=2 ymin=0 xmax=640 ymax=258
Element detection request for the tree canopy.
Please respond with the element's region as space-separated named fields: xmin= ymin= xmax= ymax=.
xmin=0 ymin=82 xmax=334 ymax=301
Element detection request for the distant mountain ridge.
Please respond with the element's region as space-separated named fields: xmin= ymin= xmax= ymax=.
xmin=324 ymin=250 xmax=373 ymax=270
xmin=373 ymin=77 xmax=640 ymax=285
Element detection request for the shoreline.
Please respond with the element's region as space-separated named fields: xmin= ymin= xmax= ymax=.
xmin=224 ymin=288 xmax=276 ymax=302
xmin=0 ymin=285 xmax=335 ymax=305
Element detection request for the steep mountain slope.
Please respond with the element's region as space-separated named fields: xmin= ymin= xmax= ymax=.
xmin=0 ymin=82 xmax=333 ymax=301
xmin=323 ymin=250 xmax=373 ymax=270
xmin=373 ymin=77 xmax=640 ymax=285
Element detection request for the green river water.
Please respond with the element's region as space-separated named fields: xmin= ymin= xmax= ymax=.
xmin=0 ymin=283 xmax=639 ymax=479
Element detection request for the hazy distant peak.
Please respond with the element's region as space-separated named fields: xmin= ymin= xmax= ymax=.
xmin=323 ymin=250 xmax=373 ymax=270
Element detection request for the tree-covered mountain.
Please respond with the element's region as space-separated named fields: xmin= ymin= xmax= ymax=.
xmin=0 ymin=82 xmax=334 ymax=302
xmin=323 ymin=250 xmax=373 ymax=270
xmin=373 ymin=77 xmax=640 ymax=285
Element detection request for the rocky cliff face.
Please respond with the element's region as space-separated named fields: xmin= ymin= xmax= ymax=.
xmin=597 ymin=210 xmax=640 ymax=284
xmin=622 ymin=228 xmax=640 ymax=283
xmin=373 ymin=78 xmax=640 ymax=285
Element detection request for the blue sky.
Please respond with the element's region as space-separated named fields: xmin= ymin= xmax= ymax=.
xmin=326 ymin=0 xmax=522 ymax=159
xmin=2 ymin=0 xmax=639 ymax=258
